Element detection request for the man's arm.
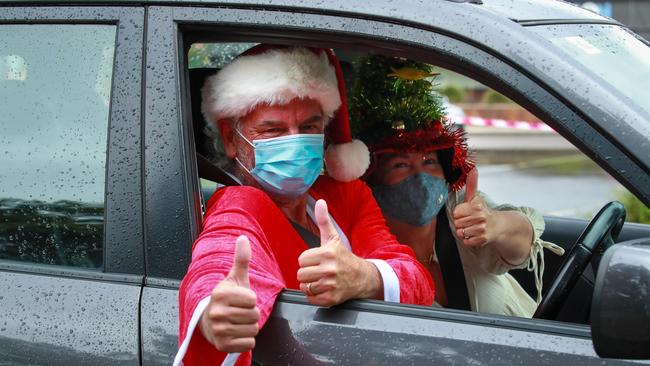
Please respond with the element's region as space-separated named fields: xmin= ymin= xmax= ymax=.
xmin=176 ymin=187 xmax=288 ymax=366
xmin=347 ymin=179 xmax=435 ymax=306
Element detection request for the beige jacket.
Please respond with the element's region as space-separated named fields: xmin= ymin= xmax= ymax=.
xmin=441 ymin=190 xmax=565 ymax=318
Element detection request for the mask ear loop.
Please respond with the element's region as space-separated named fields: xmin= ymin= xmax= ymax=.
xmin=232 ymin=127 xmax=255 ymax=175
xmin=233 ymin=127 xmax=254 ymax=147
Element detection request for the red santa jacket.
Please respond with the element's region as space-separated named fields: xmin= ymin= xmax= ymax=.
xmin=177 ymin=176 xmax=434 ymax=366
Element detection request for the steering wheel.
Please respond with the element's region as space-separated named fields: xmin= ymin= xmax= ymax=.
xmin=534 ymin=201 xmax=626 ymax=320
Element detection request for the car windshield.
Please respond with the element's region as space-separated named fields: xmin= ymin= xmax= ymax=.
xmin=529 ymin=24 xmax=650 ymax=116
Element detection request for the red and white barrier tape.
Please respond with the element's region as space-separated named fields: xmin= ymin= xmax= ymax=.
xmin=456 ymin=116 xmax=554 ymax=132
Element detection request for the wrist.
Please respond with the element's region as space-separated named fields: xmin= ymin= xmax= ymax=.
xmin=360 ymin=259 xmax=383 ymax=300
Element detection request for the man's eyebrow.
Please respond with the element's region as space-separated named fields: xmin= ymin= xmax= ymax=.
xmin=255 ymin=120 xmax=284 ymax=128
xmin=299 ymin=114 xmax=325 ymax=125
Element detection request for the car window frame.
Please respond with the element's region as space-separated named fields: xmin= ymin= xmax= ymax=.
xmin=0 ymin=6 xmax=145 ymax=281
xmin=142 ymin=3 xmax=647 ymax=340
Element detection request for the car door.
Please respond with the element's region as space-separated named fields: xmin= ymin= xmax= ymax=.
xmin=138 ymin=2 xmax=649 ymax=365
xmin=0 ymin=6 xmax=145 ymax=365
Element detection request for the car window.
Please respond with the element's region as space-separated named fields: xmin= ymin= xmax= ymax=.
xmin=190 ymin=42 xmax=649 ymax=225
xmin=186 ymin=41 xmax=649 ymax=324
xmin=434 ymin=68 xmax=649 ymax=224
xmin=529 ymin=24 xmax=650 ymax=117
xmin=0 ymin=24 xmax=116 ymax=269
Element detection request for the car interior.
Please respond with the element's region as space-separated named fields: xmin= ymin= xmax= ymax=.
xmin=183 ymin=40 xmax=650 ymax=327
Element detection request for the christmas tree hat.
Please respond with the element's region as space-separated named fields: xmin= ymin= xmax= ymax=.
xmin=349 ymin=54 xmax=474 ymax=191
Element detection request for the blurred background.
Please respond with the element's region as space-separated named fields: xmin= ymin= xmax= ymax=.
xmin=566 ymin=0 xmax=650 ymax=41
xmin=435 ymin=68 xmax=649 ymax=225
xmin=438 ymin=0 xmax=650 ymax=223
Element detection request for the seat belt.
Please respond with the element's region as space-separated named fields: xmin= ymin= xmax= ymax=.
xmin=196 ymin=153 xmax=241 ymax=187
xmin=289 ymin=221 xmax=320 ymax=249
xmin=435 ymin=209 xmax=471 ymax=311
xmin=197 ymin=153 xmax=320 ymax=248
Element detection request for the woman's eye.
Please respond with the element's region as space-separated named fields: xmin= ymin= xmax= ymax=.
xmin=392 ymin=162 xmax=409 ymax=169
xmin=423 ymin=158 xmax=439 ymax=165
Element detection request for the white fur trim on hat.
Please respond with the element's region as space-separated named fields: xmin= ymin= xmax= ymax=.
xmin=325 ymin=139 xmax=370 ymax=182
xmin=201 ymin=48 xmax=342 ymax=125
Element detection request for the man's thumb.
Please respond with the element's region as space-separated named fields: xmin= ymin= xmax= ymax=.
xmin=228 ymin=235 xmax=251 ymax=287
xmin=315 ymin=199 xmax=338 ymax=246
xmin=465 ymin=168 xmax=479 ymax=203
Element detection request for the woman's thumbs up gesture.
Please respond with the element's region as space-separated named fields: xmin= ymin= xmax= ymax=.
xmin=452 ymin=169 xmax=496 ymax=247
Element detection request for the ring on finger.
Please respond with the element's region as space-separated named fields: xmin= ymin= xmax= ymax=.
xmin=463 ymin=228 xmax=470 ymax=240
xmin=306 ymin=282 xmax=314 ymax=296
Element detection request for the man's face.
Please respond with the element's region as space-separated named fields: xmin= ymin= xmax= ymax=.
xmin=218 ymin=97 xmax=326 ymax=186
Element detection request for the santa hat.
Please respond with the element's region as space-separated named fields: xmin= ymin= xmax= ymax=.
xmin=201 ymin=45 xmax=369 ymax=182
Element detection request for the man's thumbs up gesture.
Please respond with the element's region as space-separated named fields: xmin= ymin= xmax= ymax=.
xmin=200 ymin=235 xmax=260 ymax=353
xmin=297 ymin=200 xmax=382 ymax=307
xmin=452 ymin=168 xmax=496 ymax=247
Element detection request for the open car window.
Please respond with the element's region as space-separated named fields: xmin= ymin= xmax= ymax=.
xmin=186 ymin=41 xmax=650 ymax=326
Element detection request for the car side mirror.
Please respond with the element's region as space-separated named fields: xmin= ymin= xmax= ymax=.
xmin=591 ymin=239 xmax=650 ymax=359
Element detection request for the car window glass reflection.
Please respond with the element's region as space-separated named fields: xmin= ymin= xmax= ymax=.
xmin=0 ymin=24 xmax=115 ymax=268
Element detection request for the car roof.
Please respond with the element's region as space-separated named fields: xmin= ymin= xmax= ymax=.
xmin=3 ymin=0 xmax=610 ymax=24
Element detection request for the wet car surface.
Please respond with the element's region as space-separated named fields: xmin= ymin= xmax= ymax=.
xmin=1 ymin=0 xmax=650 ymax=364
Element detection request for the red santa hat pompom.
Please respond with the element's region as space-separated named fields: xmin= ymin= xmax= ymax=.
xmin=201 ymin=45 xmax=369 ymax=182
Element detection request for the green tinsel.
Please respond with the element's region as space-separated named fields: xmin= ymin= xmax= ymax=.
xmin=349 ymin=54 xmax=446 ymax=146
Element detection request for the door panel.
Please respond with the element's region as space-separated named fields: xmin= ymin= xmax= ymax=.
xmin=141 ymin=284 xmax=179 ymax=366
xmin=254 ymin=292 xmax=638 ymax=365
xmin=0 ymin=271 xmax=141 ymax=365
xmin=0 ymin=6 xmax=145 ymax=365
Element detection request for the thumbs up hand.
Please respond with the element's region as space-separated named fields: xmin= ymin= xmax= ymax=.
xmin=452 ymin=168 xmax=495 ymax=247
xmin=297 ymin=200 xmax=381 ymax=307
xmin=200 ymin=235 xmax=260 ymax=353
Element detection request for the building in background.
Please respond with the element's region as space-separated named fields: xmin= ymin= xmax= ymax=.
xmin=568 ymin=0 xmax=650 ymax=40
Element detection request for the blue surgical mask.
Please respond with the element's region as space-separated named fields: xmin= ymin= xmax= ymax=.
xmin=371 ymin=173 xmax=449 ymax=226
xmin=235 ymin=130 xmax=324 ymax=198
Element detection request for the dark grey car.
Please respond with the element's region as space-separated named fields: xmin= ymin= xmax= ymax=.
xmin=1 ymin=0 xmax=649 ymax=365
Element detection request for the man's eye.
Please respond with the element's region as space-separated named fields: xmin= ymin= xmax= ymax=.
xmin=300 ymin=125 xmax=319 ymax=132
xmin=264 ymin=128 xmax=283 ymax=134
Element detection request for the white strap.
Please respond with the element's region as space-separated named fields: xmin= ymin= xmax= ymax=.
xmin=528 ymin=240 xmax=565 ymax=303
xmin=172 ymin=296 xmax=241 ymax=366
xmin=306 ymin=195 xmax=351 ymax=250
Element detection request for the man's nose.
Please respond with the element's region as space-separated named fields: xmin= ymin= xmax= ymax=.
xmin=288 ymin=126 xmax=301 ymax=135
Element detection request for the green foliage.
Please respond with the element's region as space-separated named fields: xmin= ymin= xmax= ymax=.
xmin=617 ymin=190 xmax=650 ymax=224
xmin=481 ymin=90 xmax=513 ymax=104
xmin=439 ymin=85 xmax=465 ymax=103
xmin=349 ymin=55 xmax=446 ymax=145
xmin=188 ymin=43 xmax=256 ymax=69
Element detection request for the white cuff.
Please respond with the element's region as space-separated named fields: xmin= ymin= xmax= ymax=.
xmin=366 ymin=259 xmax=400 ymax=302
xmin=173 ymin=295 xmax=241 ymax=366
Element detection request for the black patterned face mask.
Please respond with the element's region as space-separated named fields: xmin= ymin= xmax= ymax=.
xmin=371 ymin=173 xmax=449 ymax=226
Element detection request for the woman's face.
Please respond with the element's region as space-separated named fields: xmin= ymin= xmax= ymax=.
xmin=370 ymin=151 xmax=444 ymax=186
